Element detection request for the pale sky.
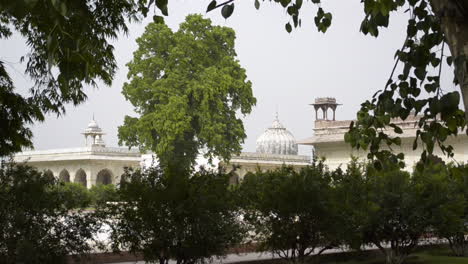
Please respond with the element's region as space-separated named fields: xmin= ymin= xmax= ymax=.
xmin=1 ymin=0 xmax=456 ymax=155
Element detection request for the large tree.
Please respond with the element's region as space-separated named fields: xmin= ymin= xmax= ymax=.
xmin=104 ymin=166 xmax=244 ymax=264
xmin=118 ymin=14 xmax=256 ymax=171
xmin=239 ymin=163 xmax=340 ymax=264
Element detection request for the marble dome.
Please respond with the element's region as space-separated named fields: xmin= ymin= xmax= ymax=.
xmin=85 ymin=119 xmax=102 ymax=133
xmin=256 ymin=115 xmax=298 ymax=155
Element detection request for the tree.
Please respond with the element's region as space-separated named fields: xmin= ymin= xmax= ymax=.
xmin=443 ymin=164 xmax=468 ymax=257
xmin=0 ymin=0 xmax=164 ymax=156
xmin=416 ymin=162 xmax=468 ymax=257
xmin=118 ymin=14 xmax=256 ymax=171
xmin=332 ymin=158 xmax=371 ymax=251
xmin=0 ymin=161 xmax=101 ymax=263
xmin=355 ymin=161 xmax=432 ymax=264
xmin=239 ymin=163 xmax=340 ymax=264
xmin=104 ymin=166 xmax=244 ymax=264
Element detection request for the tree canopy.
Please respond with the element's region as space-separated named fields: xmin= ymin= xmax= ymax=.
xmin=208 ymin=0 xmax=468 ymax=167
xmin=0 ymin=0 xmax=152 ymax=156
xmin=239 ymin=162 xmax=341 ymax=263
xmin=104 ymin=166 xmax=244 ymax=264
xmin=118 ymin=14 xmax=256 ymax=171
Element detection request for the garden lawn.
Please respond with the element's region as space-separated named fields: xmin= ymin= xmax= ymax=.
xmin=323 ymin=248 xmax=468 ymax=264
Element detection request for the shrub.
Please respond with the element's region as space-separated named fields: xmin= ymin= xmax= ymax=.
xmin=0 ymin=161 xmax=100 ymax=263
xmin=55 ymin=182 xmax=92 ymax=209
xmin=89 ymin=184 xmax=117 ymax=207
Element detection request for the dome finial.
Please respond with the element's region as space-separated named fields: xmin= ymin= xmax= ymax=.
xmin=275 ymin=105 xmax=279 ymax=120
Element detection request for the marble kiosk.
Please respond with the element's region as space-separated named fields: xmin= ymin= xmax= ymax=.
xmin=298 ymin=97 xmax=468 ymax=170
xmin=14 ymin=119 xmax=141 ymax=188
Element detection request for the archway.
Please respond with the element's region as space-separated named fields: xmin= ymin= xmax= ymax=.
xmin=75 ymin=169 xmax=87 ymax=187
xmin=59 ymin=169 xmax=70 ymax=182
xmin=96 ymin=169 xmax=113 ymax=185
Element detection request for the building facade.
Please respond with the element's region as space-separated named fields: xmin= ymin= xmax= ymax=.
xmin=15 ymin=115 xmax=311 ymax=187
xmin=299 ymin=97 xmax=468 ymax=170
xmin=14 ymin=119 xmax=141 ymax=188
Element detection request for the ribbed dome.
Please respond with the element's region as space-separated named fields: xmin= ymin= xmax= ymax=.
xmin=256 ymin=115 xmax=298 ymax=155
xmin=85 ymin=119 xmax=102 ymax=133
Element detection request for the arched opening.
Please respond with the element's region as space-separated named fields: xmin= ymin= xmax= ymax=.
xmin=327 ymin=108 xmax=334 ymax=121
xmin=59 ymin=169 xmax=70 ymax=182
xmin=75 ymin=169 xmax=87 ymax=187
xmin=96 ymin=169 xmax=113 ymax=185
xmin=320 ymin=107 xmax=327 ymax=120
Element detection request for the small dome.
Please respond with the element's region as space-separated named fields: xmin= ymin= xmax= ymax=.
xmin=256 ymin=115 xmax=298 ymax=155
xmin=85 ymin=119 xmax=102 ymax=133
xmin=88 ymin=119 xmax=99 ymax=128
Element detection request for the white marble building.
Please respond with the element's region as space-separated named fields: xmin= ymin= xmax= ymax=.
xmin=15 ymin=114 xmax=311 ymax=187
xmin=14 ymin=119 xmax=141 ymax=188
xmin=298 ymin=97 xmax=468 ymax=170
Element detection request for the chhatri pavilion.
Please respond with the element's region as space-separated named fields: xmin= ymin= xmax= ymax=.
xmin=298 ymin=97 xmax=468 ymax=170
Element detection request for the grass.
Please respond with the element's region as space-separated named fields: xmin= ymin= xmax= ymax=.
xmin=320 ymin=246 xmax=468 ymax=264
xmin=235 ymin=246 xmax=468 ymax=264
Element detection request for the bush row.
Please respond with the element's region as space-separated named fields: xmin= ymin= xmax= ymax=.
xmin=0 ymin=159 xmax=467 ymax=264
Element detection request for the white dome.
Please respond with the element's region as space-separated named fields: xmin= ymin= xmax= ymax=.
xmin=85 ymin=119 xmax=102 ymax=133
xmin=88 ymin=119 xmax=99 ymax=128
xmin=256 ymin=116 xmax=298 ymax=155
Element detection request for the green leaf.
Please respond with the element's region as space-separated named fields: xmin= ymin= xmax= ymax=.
xmin=153 ymin=15 xmax=164 ymax=24
xmin=285 ymin=22 xmax=292 ymax=33
xmin=221 ymin=3 xmax=234 ymax=19
xmin=446 ymin=56 xmax=453 ymax=66
xmin=206 ymin=0 xmax=217 ymax=12
xmin=254 ymin=0 xmax=260 ymax=10
xmin=296 ymin=0 xmax=303 ymax=9
xmin=156 ymin=0 xmax=168 ymax=15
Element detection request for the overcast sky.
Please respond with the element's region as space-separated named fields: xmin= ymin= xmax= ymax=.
xmin=1 ymin=0 xmax=456 ymax=155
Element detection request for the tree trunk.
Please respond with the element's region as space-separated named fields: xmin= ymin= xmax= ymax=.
xmin=430 ymin=0 xmax=468 ymax=120
xmin=384 ymin=249 xmax=407 ymax=264
xmin=448 ymin=233 xmax=468 ymax=257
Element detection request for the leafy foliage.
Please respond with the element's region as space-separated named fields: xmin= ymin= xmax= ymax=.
xmin=239 ymin=162 xmax=340 ymax=263
xmin=118 ymin=14 xmax=256 ymax=171
xmin=0 ymin=0 xmax=166 ymax=156
xmin=207 ymin=0 xmax=468 ymax=168
xmin=103 ymin=166 xmax=244 ymax=264
xmin=332 ymin=158 xmax=371 ymax=250
xmin=54 ymin=182 xmax=92 ymax=209
xmin=0 ymin=161 xmax=101 ymax=263
xmin=89 ymin=184 xmax=118 ymax=207
xmin=345 ymin=0 xmax=467 ymax=168
xmin=416 ymin=163 xmax=468 ymax=257
xmin=347 ymin=161 xmax=436 ymax=264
